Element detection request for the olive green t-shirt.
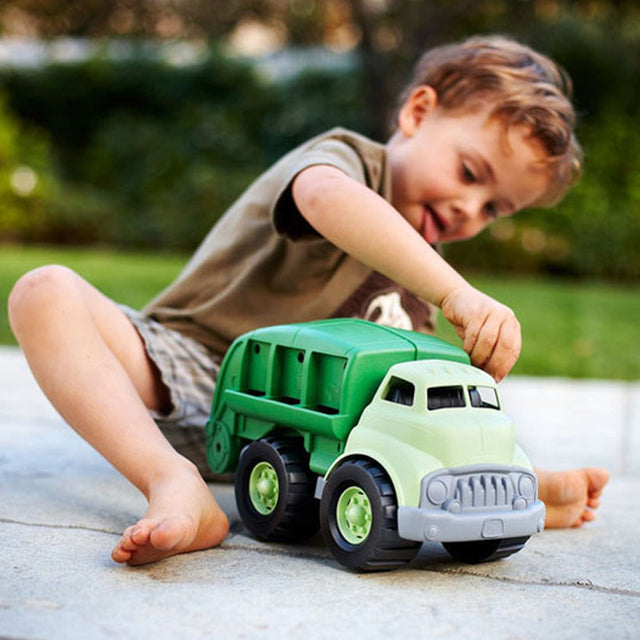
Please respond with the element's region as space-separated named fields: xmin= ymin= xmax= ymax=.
xmin=144 ymin=128 xmax=434 ymax=356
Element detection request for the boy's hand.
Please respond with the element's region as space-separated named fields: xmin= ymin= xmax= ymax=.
xmin=440 ymin=285 xmax=521 ymax=382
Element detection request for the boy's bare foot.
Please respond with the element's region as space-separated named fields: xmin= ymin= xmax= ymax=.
xmin=111 ymin=463 xmax=229 ymax=566
xmin=536 ymin=467 xmax=609 ymax=529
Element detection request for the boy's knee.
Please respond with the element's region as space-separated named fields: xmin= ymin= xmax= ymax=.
xmin=8 ymin=265 xmax=77 ymax=330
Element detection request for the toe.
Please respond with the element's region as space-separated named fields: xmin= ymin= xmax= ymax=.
xmin=570 ymin=509 xmax=596 ymax=528
xmin=587 ymin=496 xmax=601 ymax=509
xmin=111 ymin=541 xmax=133 ymax=563
xmin=119 ymin=526 xmax=138 ymax=551
xmin=131 ymin=520 xmax=156 ymax=545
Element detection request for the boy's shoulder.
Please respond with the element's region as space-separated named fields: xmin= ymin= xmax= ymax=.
xmin=316 ymin=126 xmax=381 ymax=145
xmin=305 ymin=127 xmax=385 ymax=160
xmin=269 ymin=127 xmax=390 ymax=239
xmin=295 ymin=127 xmax=388 ymax=193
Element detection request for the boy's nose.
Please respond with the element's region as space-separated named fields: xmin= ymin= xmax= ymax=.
xmin=453 ymin=191 xmax=485 ymax=220
xmin=451 ymin=200 xmax=475 ymax=222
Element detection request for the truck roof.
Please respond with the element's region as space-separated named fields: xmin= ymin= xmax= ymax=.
xmin=390 ymin=359 xmax=494 ymax=387
xmin=248 ymin=318 xmax=470 ymax=364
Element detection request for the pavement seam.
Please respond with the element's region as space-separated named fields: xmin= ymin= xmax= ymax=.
xmin=0 ymin=517 xmax=120 ymax=536
xmin=431 ymin=567 xmax=640 ymax=598
xmin=0 ymin=517 xmax=334 ymax=562
xmin=204 ymin=540 xmax=640 ymax=598
xmin=4 ymin=518 xmax=638 ymax=599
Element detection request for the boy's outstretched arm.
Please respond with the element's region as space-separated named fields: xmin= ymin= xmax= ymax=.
xmin=292 ymin=165 xmax=520 ymax=381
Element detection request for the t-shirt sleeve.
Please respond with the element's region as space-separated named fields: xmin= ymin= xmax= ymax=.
xmin=272 ymin=136 xmax=368 ymax=240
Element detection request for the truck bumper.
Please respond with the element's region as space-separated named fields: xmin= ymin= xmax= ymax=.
xmin=397 ymin=499 xmax=546 ymax=543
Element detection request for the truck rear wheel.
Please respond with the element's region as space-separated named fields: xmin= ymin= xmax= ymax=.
xmin=443 ymin=536 xmax=530 ymax=564
xmin=320 ymin=459 xmax=420 ymax=571
xmin=235 ymin=437 xmax=320 ymax=542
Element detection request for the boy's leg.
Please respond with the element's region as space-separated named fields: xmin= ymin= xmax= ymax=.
xmin=8 ymin=265 xmax=228 ymax=565
xmin=536 ymin=467 xmax=609 ymax=528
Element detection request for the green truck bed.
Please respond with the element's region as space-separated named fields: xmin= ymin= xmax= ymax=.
xmin=206 ymin=318 xmax=469 ymax=473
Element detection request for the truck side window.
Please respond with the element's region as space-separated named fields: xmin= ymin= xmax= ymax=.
xmin=468 ymin=386 xmax=500 ymax=409
xmin=383 ymin=377 xmax=415 ymax=407
xmin=427 ymin=386 xmax=466 ymax=410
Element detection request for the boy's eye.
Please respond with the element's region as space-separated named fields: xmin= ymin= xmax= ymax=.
xmin=484 ymin=202 xmax=499 ymax=219
xmin=462 ymin=163 xmax=476 ymax=183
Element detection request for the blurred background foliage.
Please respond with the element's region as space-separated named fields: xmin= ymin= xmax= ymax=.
xmin=0 ymin=0 xmax=638 ymax=280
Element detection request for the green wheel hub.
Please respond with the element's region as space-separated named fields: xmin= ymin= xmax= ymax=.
xmin=206 ymin=421 xmax=241 ymax=473
xmin=336 ymin=485 xmax=372 ymax=545
xmin=249 ymin=462 xmax=279 ymax=515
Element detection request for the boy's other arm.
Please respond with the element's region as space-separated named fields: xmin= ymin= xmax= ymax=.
xmin=292 ymin=165 xmax=520 ymax=381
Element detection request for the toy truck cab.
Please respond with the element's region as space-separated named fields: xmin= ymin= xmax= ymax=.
xmin=205 ymin=319 xmax=545 ymax=571
xmin=320 ymin=358 xmax=545 ymax=567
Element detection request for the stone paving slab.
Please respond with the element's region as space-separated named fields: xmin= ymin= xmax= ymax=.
xmin=1 ymin=513 xmax=636 ymax=640
xmin=1 ymin=347 xmax=639 ymax=640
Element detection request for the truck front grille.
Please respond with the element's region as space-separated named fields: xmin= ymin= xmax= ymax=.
xmin=453 ymin=474 xmax=511 ymax=508
xmin=422 ymin=467 xmax=537 ymax=512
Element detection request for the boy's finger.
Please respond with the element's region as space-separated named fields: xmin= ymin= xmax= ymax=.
xmin=485 ymin=348 xmax=516 ymax=382
xmin=461 ymin=315 xmax=484 ymax=356
xmin=483 ymin=318 xmax=521 ymax=381
xmin=468 ymin=316 xmax=500 ymax=370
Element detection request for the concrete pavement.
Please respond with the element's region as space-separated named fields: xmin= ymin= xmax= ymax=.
xmin=1 ymin=345 xmax=639 ymax=639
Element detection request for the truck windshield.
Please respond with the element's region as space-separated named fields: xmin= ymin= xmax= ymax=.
xmin=383 ymin=376 xmax=415 ymax=406
xmin=468 ymin=386 xmax=500 ymax=409
xmin=427 ymin=385 xmax=500 ymax=411
xmin=427 ymin=386 xmax=465 ymax=410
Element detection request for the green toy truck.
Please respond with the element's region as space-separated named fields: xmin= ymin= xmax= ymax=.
xmin=205 ymin=318 xmax=545 ymax=571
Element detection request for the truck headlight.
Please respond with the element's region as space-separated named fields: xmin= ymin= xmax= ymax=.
xmin=518 ymin=474 xmax=536 ymax=500
xmin=426 ymin=479 xmax=449 ymax=505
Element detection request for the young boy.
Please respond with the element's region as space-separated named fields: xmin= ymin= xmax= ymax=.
xmin=8 ymin=35 xmax=608 ymax=566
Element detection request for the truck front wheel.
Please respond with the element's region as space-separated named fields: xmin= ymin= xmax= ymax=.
xmin=235 ymin=437 xmax=320 ymax=542
xmin=320 ymin=459 xmax=420 ymax=571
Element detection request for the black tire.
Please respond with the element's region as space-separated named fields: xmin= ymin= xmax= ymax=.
xmin=443 ymin=536 xmax=530 ymax=564
xmin=320 ymin=459 xmax=420 ymax=572
xmin=235 ymin=436 xmax=320 ymax=542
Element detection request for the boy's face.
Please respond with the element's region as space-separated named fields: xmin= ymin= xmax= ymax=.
xmin=387 ymin=86 xmax=551 ymax=244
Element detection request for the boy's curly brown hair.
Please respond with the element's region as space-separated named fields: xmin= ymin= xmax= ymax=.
xmin=395 ymin=35 xmax=582 ymax=206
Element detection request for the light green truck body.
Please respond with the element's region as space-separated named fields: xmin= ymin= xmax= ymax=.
xmin=205 ymin=318 xmax=545 ymax=569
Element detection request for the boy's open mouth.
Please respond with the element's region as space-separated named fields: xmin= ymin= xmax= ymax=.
xmin=420 ymin=205 xmax=446 ymax=244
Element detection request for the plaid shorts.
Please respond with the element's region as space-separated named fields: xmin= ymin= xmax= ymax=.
xmin=121 ymin=305 xmax=223 ymax=480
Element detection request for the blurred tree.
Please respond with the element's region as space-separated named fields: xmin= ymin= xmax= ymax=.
xmin=5 ymin=0 xmax=636 ymax=137
xmin=0 ymin=0 xmax=275 ymax=39
xmin=5 ymin=1 xmax=635 ymax=42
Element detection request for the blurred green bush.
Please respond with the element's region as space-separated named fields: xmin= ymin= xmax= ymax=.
xmin=0 ymin=20 xmax=637 ymax=280
xmin=0 ymin=95 xmax=62 ymax=241
xmin=0 ymin=53 xmax=272 ymax=247
xmin=0 ymin=52 xmax=366 ymax=249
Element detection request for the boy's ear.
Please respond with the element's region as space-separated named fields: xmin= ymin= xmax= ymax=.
xmin=397 ymin=85 xmax=438 ymax=136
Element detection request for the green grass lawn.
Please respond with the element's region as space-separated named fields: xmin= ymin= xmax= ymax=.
xmin=1 ymin=244 xmax=638 ymax=380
